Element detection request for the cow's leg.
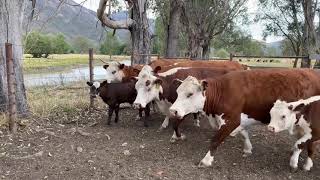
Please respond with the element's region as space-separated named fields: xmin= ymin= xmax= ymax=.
xmin=143 ymin=104 xmax=150 ymax=127
xmin=159 ymin=116 xmax=170 ymax=131
xmin=193 ymin=113 xmax=200 ymax=127
xmin=107 ymin=107 xmax=114 ymax=125
xmin=199 ymin=114 xmax=240 ymax=167
xmin=240 ymin=129 xmax=252 ymax=155
xmin=152 ymin=101 xmax=159 ymax=113
xmin=170 ymin=118 xmax=186 ymax=143
xmin=114 ymin=105 xmax=120 ymax=123
xmin=135 ymin=108 xmax=143 ymax=121
xmin=303 ymin=141 xmax=315 ymax=171
xmin=290 ymin=132 xmax=312 ymax=171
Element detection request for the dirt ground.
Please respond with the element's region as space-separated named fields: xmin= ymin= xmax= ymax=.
xmin=0 ymin=107 xmax=319 ymax=180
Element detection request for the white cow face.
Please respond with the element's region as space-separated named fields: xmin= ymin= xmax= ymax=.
xmin=133 ymin=74 xmax=163 ymax=108
xmin=103 ymin=63 xmax=125 ymax=82
xmin=169 ymin=76 xmax=207 ymax=119
xmin=268 ymin=100 xmax=301 ymax=133
xmin=86 ymin=81 xmax=101 ymax=98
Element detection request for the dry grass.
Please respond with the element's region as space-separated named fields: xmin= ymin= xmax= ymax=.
xmin=27 ymin=82 xmax=90 ymax=118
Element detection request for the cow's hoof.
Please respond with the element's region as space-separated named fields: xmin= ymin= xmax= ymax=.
xmin=198 ymin=161 xmax=212 ymax=168
xmin=169 ymin=133 xmax=186 ymax=143
xmin=157 ymin=127 xmax=164 ymax=132
xmin=290 ymin=167 xmax=298 ymax=173
xmin=242 ymin=152 xmax=252 ymax=158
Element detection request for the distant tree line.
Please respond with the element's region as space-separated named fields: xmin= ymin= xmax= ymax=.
xmin=24 ymin=31 xmax=129 ymax=58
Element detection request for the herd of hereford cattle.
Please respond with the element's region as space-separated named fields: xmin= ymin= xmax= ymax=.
xmin=86 ymin=58 xmax=320 ymax=172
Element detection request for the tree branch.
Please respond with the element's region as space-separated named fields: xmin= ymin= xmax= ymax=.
xmin=97 ymin=0 xmax=134 ymax=29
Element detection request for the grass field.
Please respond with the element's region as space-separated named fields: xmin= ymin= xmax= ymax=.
xmin=23 ymin=54 xmax=130 ymax=73
xmin=23 ymin=54 xmax=316 ymax=74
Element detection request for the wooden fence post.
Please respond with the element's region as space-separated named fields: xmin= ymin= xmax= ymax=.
xmin=230 ymin=53 xmax=233 ymax=61
xmin=89 ymin=48 xmax=94 ymax=109
xmin=5 ymin=43 xmax=17 ymax=133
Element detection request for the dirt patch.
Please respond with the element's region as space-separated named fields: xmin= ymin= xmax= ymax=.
xmin=0 ymin=108 xmax=319 ymax=180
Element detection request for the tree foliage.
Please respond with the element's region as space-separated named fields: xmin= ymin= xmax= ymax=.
xmin=72 ymin=36 xmax=94 ymax=54
xmin=24 ymin=31 xmax=70 ymax=58
xmin=99 ymin=31 xmax=126 ymax=55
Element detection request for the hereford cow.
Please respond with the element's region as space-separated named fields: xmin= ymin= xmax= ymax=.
xmin=169 ymin=69 xmax=320 ymax=167
xmin=268 ymin=96 xmax=320 ymax=171
xmin=87 ymin=80 xmax=151 ymax=127
xmin=103 ymin=60 xmax=246 ymax=83
xmin=133 ymin=66 xmax=237 ymax=131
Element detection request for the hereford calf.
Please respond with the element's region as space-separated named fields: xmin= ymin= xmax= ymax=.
xmin=133 ymin=67 xmax=235 ymax=131
xmin=169 ymin=69 xmax=320 ymax=167
xmin=87 ymin=80 xmax=150 ymax=126
xmin=268 ymin=96 xmax=320 ymax=171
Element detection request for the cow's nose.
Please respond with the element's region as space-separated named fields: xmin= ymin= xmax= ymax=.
xmin=133 ymin=103 xmax=141 ymax=109
xmin=170 ymin=109 xmax=178 ymax=117
xmin=267 ymin=126 xmax=275 ymax=132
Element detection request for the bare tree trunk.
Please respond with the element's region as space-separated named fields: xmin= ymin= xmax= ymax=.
xmin=186 ymin=32 xmax=202 ymax=59
xmin=0 ymin=0 xmax=28 ymax=115
xmin=301 ymin=0 xmax=315 ymax=68
xmin=130 ymin=1 xmax=151 ymax=64
xmin=165 ymin=0 xmax=183 ymax=58
xmin=202 ymin=38 xmax=211 ymax=59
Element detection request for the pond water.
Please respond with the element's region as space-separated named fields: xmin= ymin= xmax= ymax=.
xmin=24 ymin=60 xmax=131 ymax=87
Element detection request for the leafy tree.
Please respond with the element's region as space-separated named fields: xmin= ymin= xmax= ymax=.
xmin=99 ymin=32 xmax=124 ymax=55
xmin=24 ymin=31 xmax=52 ymax=58
xmin=72 ymin=36 xmax=94 ymax=54
xmin=214 ymin=49 xmax=229 ymax=58
xmin=51 ymin=34 xmax=70 ymax=54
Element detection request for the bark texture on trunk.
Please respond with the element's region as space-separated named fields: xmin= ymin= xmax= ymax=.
xmin=130 ymin=1 xmax=151 ymax=64
xmin=0 ymin=0 xmax=28 ymax=115
xmin=165 ymin=0 xmax=183 ymax=58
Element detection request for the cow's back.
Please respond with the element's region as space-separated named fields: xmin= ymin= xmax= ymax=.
xmin=210 ymin=69 xmax=320 ymax=123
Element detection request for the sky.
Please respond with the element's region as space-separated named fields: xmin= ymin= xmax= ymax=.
xmin=74 ymin=0 xmax=283 ymax=43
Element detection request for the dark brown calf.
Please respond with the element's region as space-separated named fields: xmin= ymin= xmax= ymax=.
xmin=87 ymin=80 xmax=150 ymax=126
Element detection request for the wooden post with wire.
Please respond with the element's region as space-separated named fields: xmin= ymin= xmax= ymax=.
xmin=89 ymin=48 xmax=94 ymax=109
xmin=5 ymin=43 xmax=17 ymax=133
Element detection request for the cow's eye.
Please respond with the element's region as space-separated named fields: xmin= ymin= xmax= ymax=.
xmin=187 ymin=93 xmax=193 ymax=98
xmin=112 ymin=71 xmax=116 ymax=74
xmin=281 ymin=115 xmax=286 ymax=120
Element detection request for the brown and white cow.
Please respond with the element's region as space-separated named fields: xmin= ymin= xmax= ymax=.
xmin=268 ymin=96 xmax=320 ymax=171
xmin=169 ymin=69 xmax=320 ymax=167
xmin=133 ymin=66 xmax=237 ymax=131
xmin=103 ymin=60 xmax=246 ymax=83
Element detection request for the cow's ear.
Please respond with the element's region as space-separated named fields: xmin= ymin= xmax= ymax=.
xmin=153 ymin=66 xmax=161 ymax=74
xmin=87 ymin=82 xmax=93 ymax=86
xmin=103 ymin=64 xmax=109 ymax=69
xmin=146 ymin=80 xmax=151 ymax=86
xmin=119 ymin=64 xmax=125 ymax=69
xmin=133 ymin=68 xmax=140 ymax=75
xmin=173 ymin=78 xmax=183 ymax=86
xmin=154 ymin=79 xmax=162 ymax=89
xmin=200 ymin=80 xmax=208 ymax=91
xmin=293 ymin=103 xmax=306 ymax=113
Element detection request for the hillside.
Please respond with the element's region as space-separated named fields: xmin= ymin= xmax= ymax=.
xmin=23 ymin=0 xmax=134 ymax=45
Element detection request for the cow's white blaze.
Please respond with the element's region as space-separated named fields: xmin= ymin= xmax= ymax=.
xmin=268 ymin=100 xmax=298 ymax=133
xmin=93 ymin=82 xmax=100 ymax=89
xmin=104 ymin=63 xmax=125 ymax=82
xmin=170 ymin=76 xmax=206 ymax=118
xmin=158 ymin=67 xmax=190 ymax=77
